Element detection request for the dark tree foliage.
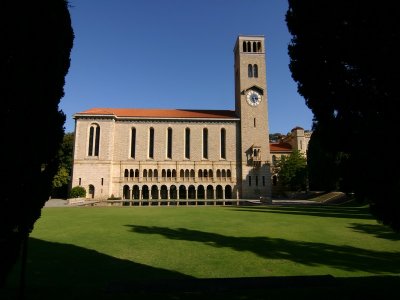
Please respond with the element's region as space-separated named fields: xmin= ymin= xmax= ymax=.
xmin=286 ymin=0 xmax=400 ymax=231
xmin=51 ymin=132 xmax=75 ymax=198
xmin=0 ymin=0 xmax=74 ymax=285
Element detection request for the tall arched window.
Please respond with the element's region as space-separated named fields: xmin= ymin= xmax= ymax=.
xmin=131 ymin=127 xmax=136 ymax=159
xmin=248 ymin=64 xmax=253 ymax=78
xmin=149 ymin=127 xmax=154 ymax=159
xmin=167 ymin=127 xmax=172 ymax=159
xmin=243 ymin=41 xmax=247 ymax=52
xmin=253 ymin=64 xmax=258 ymax=78
xmin=220 ymin=128 xmax=226 ymax=159
xmin=257 ymin=41 xmax=262 ymax=52
xmin=185 ymin=128 xmax=190 ymax=159
xmin=253 ymin=41 xmax=257 ymax=52
xmin=203 ymin=128 xmax=208 ymax=159
xmin=88 ymin=124 xmax=100 ymax=156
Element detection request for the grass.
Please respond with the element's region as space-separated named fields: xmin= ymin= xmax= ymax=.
xmin=3 ymin=204 xmax=400 ymax=299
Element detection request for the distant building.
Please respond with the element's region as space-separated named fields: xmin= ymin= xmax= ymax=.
xmin=71 ymin=35 xmax=273 ymax=201
xmin=269 ymin=127 xmax=312 ymax=191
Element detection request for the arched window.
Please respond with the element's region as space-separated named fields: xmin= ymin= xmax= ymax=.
xmin=148 ymin=169 xmax=153 ymax=178
xmin=129 ymin=169 xmax=134 ymax=178
xmin=135 ymin=169 xmax=139 ymax=177
xmin=222 ymin=169 xmax=226 ymax=178
xmin=198 ymin=170 xmax=203 ymax=178
xmin=167 ymin=128 xmax=172 ymax=159
xmin=154 ymin=169 xmax=158 ymax=178
xmin=253 ymin=41 xmax=257 ymax=52
xmin=217 ymin=169 xmax=221 ymax=178
xmin=204 ymin=169 xmax=208 ymax=178
xmin=190 ymin=169 xmax=195 ymax=178
xmin=167 ymin=169 xmax=171 ymax=178
xmin=185 ymin=128 xmax=190 ymax=159
xmin=203 ymin=128 xmax=208 ymax=159
xmin=143 ymin=169 xmax=147 ymax=178
xmin=227 ymin=170 xmax=231 ymax=178
xmin=220 ymin=128 xmax=226 ymax=159
xmin=243 ymin=41 xmax=247 ymax=52
xmin=131 ymin=127 xmax=136 ymax=158
xmin=180 ymin=169 xmax=184 ymax=178
xmin=149 ymin=128 xmax=154 ymax=159
xmin=248 ymin=64 xmax=253 ymax=78
xmin=88 ymin=124 xmax=100 ymax=156
xmin=209 ymin=169 xmax=213 ymax=178
xmin=162 ymin=169 xmax=166 ymax=178
xmin=253 ymin=64 xmax=258 ymax=78
xmin=257 ymin=41 xmax=262 ymax=52
xmin=247 ymin=41 xmax=251 ymax=52
xmin=185 ymin=169 xmax=190 ymax=178
xmin=124 ymin=169 xmax=129 ymax=178
xmin=172 ymin=169 xmax=177 ymax=178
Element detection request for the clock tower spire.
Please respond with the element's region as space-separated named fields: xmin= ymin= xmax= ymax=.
xmin=234 ymin=35 xmax=271 ymax=199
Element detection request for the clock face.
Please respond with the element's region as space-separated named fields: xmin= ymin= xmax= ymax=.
xmin=246 ymin=90 xmax=261 ymax=106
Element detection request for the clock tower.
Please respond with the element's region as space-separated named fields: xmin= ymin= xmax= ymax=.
xmin=234 ymin=35 xmax=271 ymax=199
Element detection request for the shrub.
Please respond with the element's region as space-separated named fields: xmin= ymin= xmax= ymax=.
xmin=69 ymin=186 xmax=86 ymax=198
xmin=108 ymin=194 xmax=122 ymax=200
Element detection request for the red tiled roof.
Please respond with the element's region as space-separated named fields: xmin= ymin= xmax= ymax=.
xmin=75 ymin=108 xmax=238 ymax=119
xmin=270 ymin=142 xmax=292 ymax=152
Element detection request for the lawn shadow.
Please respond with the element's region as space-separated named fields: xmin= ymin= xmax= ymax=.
xmin=231 ymin=205 xmax=373 ymax=220
xmin=3 ymin=238 xmax=191 ymax=299
xmin=126 ymin=225 xmax=400 ymax=274
xmin=348 ymin=223 xmax=400 ymax=241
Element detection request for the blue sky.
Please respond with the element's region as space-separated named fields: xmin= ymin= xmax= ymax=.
xmin=61 ymin=0 xmax=313 ymax=134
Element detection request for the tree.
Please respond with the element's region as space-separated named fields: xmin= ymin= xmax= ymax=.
xmin=286 ymin=1 xmax=400 ymax=231
xmin=0 ymin=0 xmax=74 ymax=285
xmin=51 ymin=132 xmax=75 ymax=198
xmin=277 ymin=150 xmax=307 ymax=191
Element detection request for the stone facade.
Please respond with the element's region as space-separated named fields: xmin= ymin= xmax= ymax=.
xmin=71 ymin=35 xmax=272 ymax=200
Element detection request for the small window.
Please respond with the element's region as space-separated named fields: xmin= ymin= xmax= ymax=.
xmin=101 ymin=178 xmax=104 ymax=186
xmin=254 ymin=118 xmax=256 ymax=128
xmin=248 ymin=64 xmax=253 ymax=78
xmin=79 ymin=178 xmax=81 ymax=185
xmin=253 ymin=64 xmax=258 ymax=78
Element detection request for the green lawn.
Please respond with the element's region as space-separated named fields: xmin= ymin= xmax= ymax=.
xmin=4 ymin=204 xmax=400 ymax=299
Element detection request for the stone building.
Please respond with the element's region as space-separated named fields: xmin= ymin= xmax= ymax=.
xmin=71 ymin=35 xmax=272 ymax=200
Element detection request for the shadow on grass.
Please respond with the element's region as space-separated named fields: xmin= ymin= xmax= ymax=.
xmin=2 ymin=238 xmax=191 ymax=299
xmin=348 ymin=223 xmax=400 ymax=241
xmin=231 ymin=205 xmax=373 ymax=220
xmin=126 ymin=225 xmax=400 ymax=274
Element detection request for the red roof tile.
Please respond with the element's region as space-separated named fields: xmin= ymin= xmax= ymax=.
xmin=75 ymin=108 xmax=238 ymax=119
xmin=270 ymin=143 xmax=292 ymax=152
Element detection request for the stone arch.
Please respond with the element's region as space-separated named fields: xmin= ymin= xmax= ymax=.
xmin=151 ymin=185 xmax=158 ymax=199
xmin=197 ymin=185 xmax=205 ymax=199
xmin=142 ymin=185 xmax=149 ymax=199
xmin=225 ymin=185 xmax=233 ymax=199
xmin=188 ymin=185 xmax=196 ymax=199
xmin=132 ymin=185 xmax=140 ymax=199
xmin=123 ymin=185 xmax=130 ymax=200
xmin=160 ymin=185 xmax=168 ymax=199
xmin=179 ymin=185 xmax=187 ymax=199
xmin=216 ymin=185 xmax=223 ymax=199
xmin=206 ymin=185 xmax=214 ymax=199
xmin=170 ymin=185 xmax=177 ymax=199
